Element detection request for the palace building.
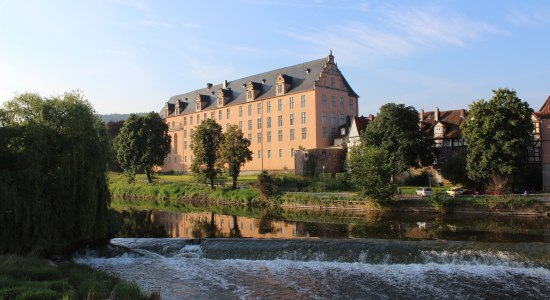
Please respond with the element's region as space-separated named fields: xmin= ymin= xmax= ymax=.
xmin=160 ymin=52 xmax=359 ymax=173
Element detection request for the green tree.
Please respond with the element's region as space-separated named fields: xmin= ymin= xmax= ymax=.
xmin=191 ymin=119 xmax=223 ymax=188
xmin=0 ymin=91 xmax=111 ymax=253
xmin=461 ymin=88 xmax=533 ymax=192
xmin=348 ymin=146 xmax=395 ymax=201
xmin=361 ymin=103 xmax=433 ymax=181
xmin=219 ymin=125 xmax=253 ymax=189
xmin=440 ymin=150 xmax=469 ymax=186
xmin=116 ymin=112 xmax=171 ymax=183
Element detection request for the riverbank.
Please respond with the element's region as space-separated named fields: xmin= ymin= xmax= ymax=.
xmin=0 ymin=255 xmax=154 ymax=299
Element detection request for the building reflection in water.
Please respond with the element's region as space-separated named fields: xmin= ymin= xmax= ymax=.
xmin=151 ymin=211 xmax=306 ymax=239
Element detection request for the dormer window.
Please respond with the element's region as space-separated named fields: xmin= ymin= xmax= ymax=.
xmin=247 ymin=90 xmax=253 ymax=101
xmin=275 ymin=73 xmax=291 ymax=96
xmin=277 ymin=84 xmax=282 ymax=94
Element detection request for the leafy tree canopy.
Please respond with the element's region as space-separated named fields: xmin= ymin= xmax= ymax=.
xmin=191 ymin=119 xmax=223 ymax=188
xmin=461 ymin=88 xmax=533 ymax=184
xmin=348 ymin=146 xmax=395 ymax=201
xmin=219 ymin=125 xmax=253 ymax=189
xmin=116 ymin=112 xmax=171 ymax=183
xmin=361 ymin=103 xmax=433 ymax=178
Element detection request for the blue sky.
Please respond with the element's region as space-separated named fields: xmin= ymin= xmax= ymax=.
xmin=1 ymin=0 xmax=549 ymax=116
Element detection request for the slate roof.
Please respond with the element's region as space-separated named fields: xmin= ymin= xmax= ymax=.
xmin=164 ymin=54 xmax=359 ymax=117
xmin=420 ymin=109 xmax=467 ymax=139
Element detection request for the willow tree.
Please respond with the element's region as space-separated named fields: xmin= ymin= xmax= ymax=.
xmin=191 ymin=119 xmax=223 ymax=188
xmin=116 ymin=112 xmax=171 ymax=183
xmin=461 ymin=88 xmax=533 ymax=192
xmin=219 ymin=125 xmax=252 ymax=189
xmin=0 ymin=91 xmax=111 ymax=253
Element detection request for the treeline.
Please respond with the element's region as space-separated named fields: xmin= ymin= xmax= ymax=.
xmin=0 ymin=92 xmax=111 ymax=254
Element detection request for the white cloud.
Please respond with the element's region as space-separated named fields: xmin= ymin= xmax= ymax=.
xmin=507 ymin=7 xmax=550 ymax=27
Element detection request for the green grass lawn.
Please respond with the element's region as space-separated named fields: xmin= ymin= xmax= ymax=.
xmin=0 ymin=255 xmax=151 ymax=300
xmin=398 ymin=186 xmax=449 ymax=195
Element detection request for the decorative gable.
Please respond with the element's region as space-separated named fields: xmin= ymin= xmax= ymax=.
xmin=246 ymin=81 xmax=262 ymax=101
xmin=275 ymin=73 xmax=292 ymax=96
xmin=195 ymin=94 xmax=209 ymax=112
xmin=217 ymin=88 xmax=232 ymax=108
xmin=434 ymin=122 xmax=446 ymax=138
xmin=163 ymin=102 xmax=174 ymax=118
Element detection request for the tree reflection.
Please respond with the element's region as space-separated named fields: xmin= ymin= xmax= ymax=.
xmin=114 ymin=210 xmax=167 ymax=238
xmin=192 ymin=211 xmax=223 ymax=238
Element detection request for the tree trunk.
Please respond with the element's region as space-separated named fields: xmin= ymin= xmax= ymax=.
xmin=145 ymin=169 xmax=152 ymax=184
xmin=232 ymin=175 xmax=237 ymax=190
xmin=210 ymin=176 xmax=215 ymax=189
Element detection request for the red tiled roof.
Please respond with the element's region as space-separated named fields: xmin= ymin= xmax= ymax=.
xmin=420 ymin=109 xmax=467 ymax=139
xmin=535 ymin=96 xmax=550 ymax=118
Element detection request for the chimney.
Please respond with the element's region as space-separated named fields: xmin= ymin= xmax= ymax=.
xmin=207 ymin=83 xmax=213 ymax=89
xmin=460 ymin=109 xmax=466 ymax=119
xmin=434 ymin=107 xmax=440 ymax=122
xmin=223 ymin=80 xmax=228 ymax=89
xmin=419 ymin=109 xmax=424 ymax=122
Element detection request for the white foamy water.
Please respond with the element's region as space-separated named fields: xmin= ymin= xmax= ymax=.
xmin=74 ymin=238 xmax=550 ymax=299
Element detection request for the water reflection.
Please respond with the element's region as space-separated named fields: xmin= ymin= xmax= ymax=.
xmin=114 ymin=208 xmax=550 ymax=243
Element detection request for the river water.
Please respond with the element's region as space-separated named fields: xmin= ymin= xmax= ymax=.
xmin=75 ymin=209 xmax=550 ymax=299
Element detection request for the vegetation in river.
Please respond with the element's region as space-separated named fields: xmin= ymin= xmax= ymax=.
xmin=0 ymin=255 xmax=151 ymax=300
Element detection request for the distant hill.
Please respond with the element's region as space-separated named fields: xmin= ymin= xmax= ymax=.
xmin=99 ymin=113 xmax=148 ymax=123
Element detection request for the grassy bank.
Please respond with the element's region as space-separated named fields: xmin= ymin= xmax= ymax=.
xmin=0 ymin=255 xmax=152 ymax=300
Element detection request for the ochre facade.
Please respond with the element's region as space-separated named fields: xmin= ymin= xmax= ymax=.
xmin=160 ymin=53 xmax=359 ymax=173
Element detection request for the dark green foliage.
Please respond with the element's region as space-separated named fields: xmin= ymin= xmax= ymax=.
xmin=191 ymin=119 xmax=224 ymax=189
xmin=348 ymin=146 xmax=395 ymax=200
xmin=0 ymin=92 xmax=111 ymax=254
xmin=462 ymin=88 xmax=534 ymax=187
xmin=116 ymin=112 xmax=171 ymax=183
xmin=256 ymin=171 xmax=278 ymax=200
xmin=219 ymin=125 xmax=253 ymax=189
xmin=361 ymin=103 xmax=434 ymax=178
xmin=440 ymin=149 xmax=470 ymax=186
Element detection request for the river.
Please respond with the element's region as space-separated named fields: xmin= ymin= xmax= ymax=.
xmin=74 ymin=208 xmax=550 ymax=299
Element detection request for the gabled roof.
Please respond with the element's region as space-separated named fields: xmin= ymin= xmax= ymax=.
xmin=334 ymin=115 xmax=373 ymax=139
xmin=420 ymin=109 xmax=467 ymax=139
xmin=164 ymin=53 xmax=359 ymax=116
xmin=535 ymin=96 xmax=550 ymax=118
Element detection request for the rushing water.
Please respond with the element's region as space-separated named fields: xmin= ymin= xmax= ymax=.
xmin=75 ymin=209 xmax=550 ymax=299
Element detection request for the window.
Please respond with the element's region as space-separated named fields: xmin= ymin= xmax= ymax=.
xmin=257 ymin=103 xmax=262 ymax=114
xmin=239 ymin=106 xmax=243 ymax=117
xmin=257 ymin=118 xmax=262 ymax=130
xmin=291 ymin=148 xmax=295 ymax=157
xmin=239 ymin=121 xmax=243 ymax=130
xmin=267 ymin=117 xmax=272 ymax=128
xmin=184 ymin=140 xmax=188 ymax=149
xmin=248 ymin=133 xmax=252 ymax=143
xmin=278 ymin=99 xmax=283 ymax=111
xmin=257 ymin=132 xmax=262 ymax=144
xmin=322 ymin=94 xmax=327 ymax=108
xmin=290 ymin=114 xmax=295 ymax=125
xmin=340 ymin=98 xmax=344 ymax=110
xmin=331 ymin=127 xmax=337 ymax=137
xmin=289 ymin=97 xmax=294 ymax=109
xmin=301 ymin=128 xmax=307 ymax=139
xmin=290 ymin=129 xmax=295 ymax=140
xmin=279 ymin=149 xmax=283 ymax=158
xmin=248 ymin=104 xmax=252 ymax=116
xmin=173 ymin=134 xmax=178 ymax=153
xmin=190 ymin=115 xmax=193 ymax=125
xmin=210 ymin=111 xmax=214 ymax=119
xmin=349 ymin=99 xmax=354 ymax=112
xmin=204 ymin=113 xmax=207 ymax=120
xmin=190 ymin=129 xmax=194 ymax=137
xmin=184 ymin=129 xmax=187 ymax=138
xmin=331 ymin=112 xmax=336 ymax=125
xmin=219 ymin=110 xmax=222 ymax=120
xmin=330 ymin=76 xmax=335 ymax=88
xmin=322 ymin=112 xmax=327 ymax=125
xmin=227 ymin=108 xmax=230 ymax=119
xmin=322 ymin=127 xmax=327 ymax=138
xmin=197 ymin=115 xmax=200 ymax=124
xmin=301 ymin=95 xmax=306 ymax=108
xmin=247 ymin=90 xmax=253 ymax=100
xmin=340 ymin=114 xmax=345 ymax=125
xmin=267 ymin=131 xmax=271 ymax=143
xmin=278 ymin=115 xmax=283 ymax=127
xmin=258 ymin=150 xmax=262 ymax=159
xmin=331 ymin=96 xmax=336 ymax=108
xmin=267 ymin=149 xmax=271 ymax=158
xmin=267 ymin=101 xmax=271 ymax=113
xmin=226 ymin=123 xmax=230 ymax=131
xmin=248 ymin=120 xmax=252 ymax=130
xmin=184 ymin=116 xmax=187 ymax=126
xmin=277 ymin=84 xmax=282 ymax=94
xmin=301 ymin=112 xmax=306 ymax=124
xmin=278 ymin=130 xmax=283 ymax=142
